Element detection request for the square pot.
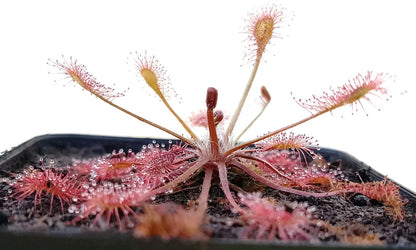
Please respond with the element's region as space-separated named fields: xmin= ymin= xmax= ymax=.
xmin=1 ymin=134 xmax=415 ymax=249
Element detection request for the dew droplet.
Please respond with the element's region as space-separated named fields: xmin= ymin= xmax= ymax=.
xmin=225 ymin=219 xmax=234 ymax=227
xmin=68 ymin=205 xmax=76 ymax=214
xmin=90 ymin=170 xmax=97 ymax=179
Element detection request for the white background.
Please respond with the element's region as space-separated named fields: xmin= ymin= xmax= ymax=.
xmin=1 ymin=0 xmax=415 ymax=191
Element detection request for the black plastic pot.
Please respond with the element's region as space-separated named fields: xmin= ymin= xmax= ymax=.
xmin=0 ymin=134 xmax=415 ymax=250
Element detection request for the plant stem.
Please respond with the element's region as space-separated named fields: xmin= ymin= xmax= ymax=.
xmin=207 ymin=108 xmax=220 ymax=156
xmin=147 ymin=160 xmax=207 ymax=197
xmin=206 ymin=87 xmax=220 ymax=156
xmin=218 ymin=162 xmax=244 ymax=213
xmin=225 ymin=57 xmax=261 ymax=138
xmin=160 ymin=96 xmax=199 ymax=143
xmin=196 ymin=166 xmax=213 ymax=215
xmin=235 ymin=153 xmax=292 ymax=179
xmin=225 ymin=109 xmax=330 ymax=156
xmin=235 ymin=104 xmax=267 ymax=142
xmin=92 ymin=92 xmax=195 ymax=146
xmin=229 ymin=159 xmax=342 ymax=198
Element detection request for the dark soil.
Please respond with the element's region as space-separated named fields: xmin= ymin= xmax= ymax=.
xmin=1 ymin=134 xmax=415 ymax=248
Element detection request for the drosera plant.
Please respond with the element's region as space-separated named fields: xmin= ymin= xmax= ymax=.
xmin=238 ymin=192 xmax=318 ymax=242
xmin=8 ymin=159 xmax=84 ymax=214
xmin=5 ymin=3 xmax=408 ymax=243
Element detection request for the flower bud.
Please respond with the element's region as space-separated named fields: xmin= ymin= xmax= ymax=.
xmin=214 ymin=110 xmax=224 ymax=126
xmin=260 ymin=86 xmax=271 ymax=104
xmin=206 ymin=87 xmax=218 ymax=110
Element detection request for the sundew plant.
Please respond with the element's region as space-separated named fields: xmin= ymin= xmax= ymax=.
xmin=6 ymin=4 xmax=408 ymax=243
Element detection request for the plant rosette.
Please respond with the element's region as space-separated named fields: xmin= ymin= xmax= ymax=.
xmin=0 ymin=134 xmax=415 ymax=249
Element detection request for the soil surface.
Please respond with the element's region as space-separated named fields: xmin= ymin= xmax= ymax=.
xmin=1 ymin=135 xmax=415 ymax=248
